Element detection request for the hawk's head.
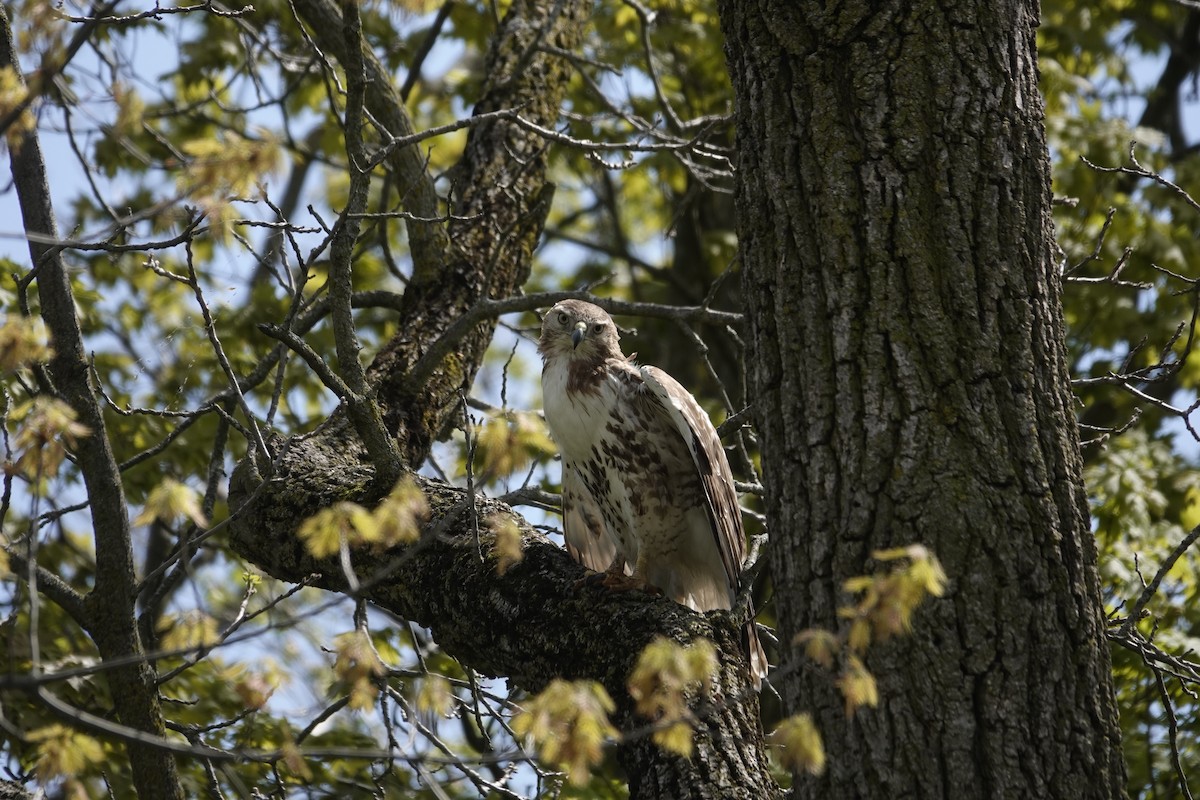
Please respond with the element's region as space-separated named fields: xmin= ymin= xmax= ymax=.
xmin=538 ymin=300 xmax=622 ymax=362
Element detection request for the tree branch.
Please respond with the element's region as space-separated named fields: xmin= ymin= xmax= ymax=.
xmin=406 ymin=291 xmax=743 ymax=390
xmin=225 ymin=2 xmax=781 ymax=795
xmin=1118 ymin=523 xmax=1200 ymax=637
xmin=229 ymin=471 xmax=778 ymax=799
xmin=325 ymin=0 xmax=401 ymax=483
xmin=290 ymin=0 xmax=450 ymax=271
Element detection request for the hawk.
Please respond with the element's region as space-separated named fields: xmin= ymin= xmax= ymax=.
xmin=539 ymin=299 xmax=766 ymax=687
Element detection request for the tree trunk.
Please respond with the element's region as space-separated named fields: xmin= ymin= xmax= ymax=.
xmin=719 ymin=1 xmax=1129 ymax=798
xmin=0 ymin=7 xmax=185 ymax=797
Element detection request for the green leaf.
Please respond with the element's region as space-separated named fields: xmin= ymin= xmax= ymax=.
xmin=770 ymin=713 xmax=826 ymax=776
xmin=512 ymin=679 xmax=617 ymax=785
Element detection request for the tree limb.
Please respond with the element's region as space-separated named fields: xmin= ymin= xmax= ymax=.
xmin=229 ymin=470 xmax=779 ymax=799
xmin=225 ymin=2 xmax=781 ymax=795
xmin=290 ymin=0 xmax=450 ymax=271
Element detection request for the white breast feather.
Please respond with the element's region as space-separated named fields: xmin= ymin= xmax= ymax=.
xmin=542 ymin=361 xmax=631 ymax=572
xmin=540 ymin=362 xmax=615 ymax=459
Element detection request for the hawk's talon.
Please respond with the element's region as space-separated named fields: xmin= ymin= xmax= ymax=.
xmin=573 ymin=570 xmax=610 ymax=590
xmin=575 ymin=570 xmax=663 ymax=596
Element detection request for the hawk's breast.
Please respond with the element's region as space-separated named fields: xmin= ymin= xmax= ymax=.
xmin=541 ymin=359 xmax=620 ymax=461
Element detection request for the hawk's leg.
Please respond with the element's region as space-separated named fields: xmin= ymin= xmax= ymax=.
xmin=574 ymin=556 xmax=626 ymax=589
xmin=601 ymin=551 xmax=663 ymax=595
xmin=576 ymin=555 xmax=662 ymax=596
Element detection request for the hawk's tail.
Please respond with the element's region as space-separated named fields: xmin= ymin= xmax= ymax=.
xmin=743 ymin=620 xmax=768 ymax=691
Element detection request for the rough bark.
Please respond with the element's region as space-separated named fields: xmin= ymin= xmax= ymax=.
xmin=232 ymin=473 xmax=777 ymax=799
xmin=719 ymin=1 xmax=1128 ymax=798
xmin=227 ymin=0 xmax=779 ymax=796
xmin=0 ymin=780 xmax=34 ymax=800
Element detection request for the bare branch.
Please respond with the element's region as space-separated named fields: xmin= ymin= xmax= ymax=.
xmin=53 ymin=2 xmax=255 ymax=23
xmin=1153 ymin=669 xmax=1196 ymax=800
xmin=1118 ymin=523 xmax=1200 ymax=638
xmin=406 ymin=291 xmax=742 ymax=390
xmin=291 ymin=0 xmax=450 ymax=271
xmin=1082 ymin=143 xmax=1200 ymax=216
xmin=324 ymin=0 xmax=401 ymax=484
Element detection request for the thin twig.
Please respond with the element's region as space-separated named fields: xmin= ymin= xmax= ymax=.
xmin=407 ymin=291 xmax=742 ymax=389
xmin=461 ymin=392 xmax=483 ymax=564
xmin=1153 ymin=669 xmax=1195 ymax=800
xmin=1119 ymin=524 xmax=1200 ymax=638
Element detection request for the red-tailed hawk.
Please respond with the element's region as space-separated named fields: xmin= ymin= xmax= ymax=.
xmin=539 ymin=299 xmax=766 ymax=688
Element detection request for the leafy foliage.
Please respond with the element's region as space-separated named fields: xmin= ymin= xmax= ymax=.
xmin=769 ymin=713 xmax=825 ymax=777
xmin=26 ymin=724 xmax=103 ymax=797
xmin=132 ymin=478 xmax=208 ymax=528
xmin=785 ymin=547 xmax=946 ymax=738
xmin=487 ymin=513 xmax=525 ymax=575
xmin=7 ymin=397 xmax=91 ymax=483
xmin=626 ymin=637 xmax=718 ymax=758
xmin=297 ymin=477 xmax=428 ymax=558
xmin=511 ymin=679 xmax=618 ymax=786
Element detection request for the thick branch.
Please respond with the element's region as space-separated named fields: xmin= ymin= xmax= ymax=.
xmin=366 ymin=0 xmax=585 ymax=453
xmin=229 ymin=468 xmax=779 ymax=800
xmin=291 ymin=0 xmax=449 ymax=269
xmin=1137 ymin=10 xmax=1200 ymax=154
xmin=274 ymin=0 xmax=590 ymax=466
xmin=325 ymin=0 xmax=402 ymax=482
xmin=225 ymin=2 xmax=781 ymax=795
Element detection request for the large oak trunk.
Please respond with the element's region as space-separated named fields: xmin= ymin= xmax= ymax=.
xmin=718 ymin=1 xmax=1129 ymax=797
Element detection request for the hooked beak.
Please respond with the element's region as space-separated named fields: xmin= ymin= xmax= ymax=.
xmin=571 ymin=321 xmax=587 ymax=349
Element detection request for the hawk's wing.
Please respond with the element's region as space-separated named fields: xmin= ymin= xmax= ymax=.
xmin=639 ymin=366 xmax=767 ymax=686
xmin=638 ymin=366 xmax=745 ymax=592
xmin=561 ymin=463 xmax=626 ymax=574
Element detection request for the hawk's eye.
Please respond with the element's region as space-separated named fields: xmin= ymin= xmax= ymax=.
xmin=592 ymin=323 xmax=604 ymax=334
xmin=557 ymin=311 xmax=569 ymax=325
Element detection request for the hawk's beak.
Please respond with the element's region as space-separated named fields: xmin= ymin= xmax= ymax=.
xmin=571 ymin=321 xmax=586 ymax=349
